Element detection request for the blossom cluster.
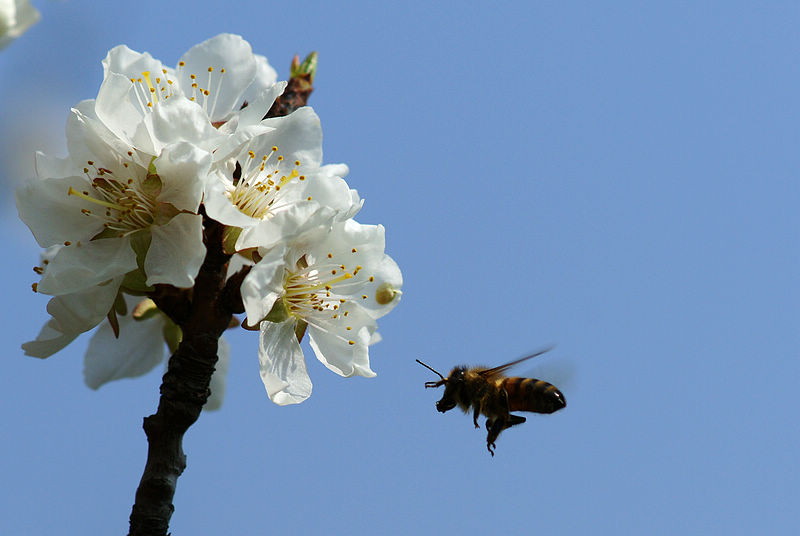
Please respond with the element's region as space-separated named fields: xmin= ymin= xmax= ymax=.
xmin=16 ymin=34 xmax=402 ymax=406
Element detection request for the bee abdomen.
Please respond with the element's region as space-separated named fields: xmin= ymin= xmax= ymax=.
xmin=499 ymin=377 xmax=566 ymax=414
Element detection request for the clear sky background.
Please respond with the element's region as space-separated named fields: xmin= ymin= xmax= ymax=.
xmin=1 ymin=1 xmax=798 ymax=534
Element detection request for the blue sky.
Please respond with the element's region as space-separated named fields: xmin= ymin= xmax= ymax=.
xmin=1 ymin=1 xmax=798 ymax=534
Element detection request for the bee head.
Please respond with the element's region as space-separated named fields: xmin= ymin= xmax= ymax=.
xmin=434 ymin=366 xmax=467 ymax=413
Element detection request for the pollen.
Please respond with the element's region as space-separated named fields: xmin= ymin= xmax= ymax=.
xmin=226 ymin=144 xmax=305 ymax=219
xmin=281 ymin=257 xmax=361 ymax=323
xmin=68 ymin=160 xmax=160 ymax=235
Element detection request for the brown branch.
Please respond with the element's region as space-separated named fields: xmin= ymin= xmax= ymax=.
xmin=128 ymin=216 xmax=232 ymax=535
xmin=127 ymin=65 xmax=313 ymax=535
xmin=265 ymin=73 xmax=314 ymax=118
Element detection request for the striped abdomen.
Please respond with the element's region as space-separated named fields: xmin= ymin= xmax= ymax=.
xmin=496 ymin=377 xmax=566 ymax=414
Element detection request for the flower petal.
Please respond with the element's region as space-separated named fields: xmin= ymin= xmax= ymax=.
xmin=15 ymin=174 xmax=104 ymax=248
xmin=203 ymin=174 xmax=263 ymax=228
xmin=38 ymin=239 xmax=137 ymax=295
xmin=240 ymin=245 xmax=287 ymax=326
xmin=21 ymin=318 xmax=79 ymax=359
xmin=307 ymin=303 xmax=377 ymax=378
xmin=83 ymin=309 xmax=167 ymax=389
xmin=178 ymin=33 xmax=257 ymax=122
xmin=236 ymin=201 xmax=336 ymax=252
xmin=241 ymin=54 xmax=279 ymax=105
xmin=145 ymin=213 xmax=205 ymax=288
xmin=22 ymin=277 xmax=123 ymax=358
xmin=154 ymin=141 xmax=211 ymax=212
xmin=144 ymin=96 xmax=225 ymax=153
xmin=258 ymin=319 xmax=312 ymax=405
xmin=249 ymin=106 xmax=323 ymax=170
xmin=102 ymin=45 xmax=166 ymax=82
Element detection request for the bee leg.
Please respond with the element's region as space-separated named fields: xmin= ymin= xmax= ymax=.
xmin=505 ymin=414 xmax=526 ymax=429
xmin=473 ymin=405 xmax=481 ymax=429
xmin=486 ymin=419 xmax=505 ymax=457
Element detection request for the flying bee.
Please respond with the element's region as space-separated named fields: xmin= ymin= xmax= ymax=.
xmin=416 ymin=348 xmax=566 ymax=456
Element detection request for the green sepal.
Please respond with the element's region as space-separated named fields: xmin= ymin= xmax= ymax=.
xmin=129 ymin=230 xmax=152 ymax=268
xmin=141 ymin=172 xmax=162 ymax=198
xmin=162 ymin=317 xmax=182 ymax=354
xmin=264 ymin=298 xmax=290 ymax=323
xmin=112 ymin=290 xmax=128 ymax=316
xmin=153 ymin=202 xmax=180 ymax=226
xmin=120 ymin=268 xmax=154 ymax=294
xmin=222 ymin=225 xmax=243 ymax=255
xmin=106 ymin=307 xmax=120 ymax=339
xmin=91 ymin=227 xmax=126 ymax=240
xmin=294 ymin=319 xmax=308 ymax=343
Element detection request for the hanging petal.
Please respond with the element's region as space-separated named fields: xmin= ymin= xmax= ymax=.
xmin=258 ymin=319 xmax=312 ymax=405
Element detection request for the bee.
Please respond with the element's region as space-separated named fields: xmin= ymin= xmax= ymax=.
xmin=416 ymin=348 xmax=566 ymax=456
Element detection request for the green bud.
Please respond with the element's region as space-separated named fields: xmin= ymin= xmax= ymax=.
xmin=290 ymin=51 xmax=318 ymax=82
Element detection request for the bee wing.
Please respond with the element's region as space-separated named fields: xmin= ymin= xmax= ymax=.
xmin=478 ymin=346 xmax=554 ymax=379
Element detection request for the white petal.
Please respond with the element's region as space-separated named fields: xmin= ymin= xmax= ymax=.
xmin=355 ymin=253 xmax=404 ymax=320
xmin=144 ymin=96 xmax=224 ymax=153
xmin=83 ymin=310 xmax=167 ymax=389
xmin=102 ymin=45 xmax=165 ymax=82
xmin=236 ymin=201 xmax=336 ymax=252
xmin=240 ymin=245 xmax=287 ymax=326
xmin=307 ymin=303 xmax=377 ymax=378
xmin=21 ymin=318 xmax=79 ymax=359
xmin=258 ymin=319 xmax=312 ymax=405
xmin=22 ymin=277 xmax=123 ymax=358
xmin=242 ymin=55 xmax=279 ymax=105
xmin=155 ymin=142 xmax=211 ymax=212
xmin=205 ymin=336 xmax=230 ymax=411
xmin=203 ymin=176 xmax=262 ymax=228
xmin=145 ymin=213 xmax=205 ymax=288
xmin=249 ymin=107 xmax=323 ymax=170
xmin=237 ymin=81 xmax=287 ymax=128
xmin=178 ymin=34 xmax=257 ymax=122
xmin=296 ymin=167 xmax=362 ymax=222
xmin=15 ymin=175 xmax=104 ymax=248
xmin=34 ymin=151 xmax=75 ymax=179
xmin=66 ymin=101 xmax=149 ymax=172
xmin=38 ymin=239 xmax=137 ymax=295
xmin=94 ymin=73 xmax=156 ymax=153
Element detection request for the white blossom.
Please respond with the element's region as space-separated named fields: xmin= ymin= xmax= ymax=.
xmin=95 ymin=33 xmax=284 ymax=161
xmin=16 ymin=100 xmax=210 ymax=294
xmin=241 ymin=220 xmax=402 ymax=405
xmin=205 ymin=106 xmax=362 ymax=254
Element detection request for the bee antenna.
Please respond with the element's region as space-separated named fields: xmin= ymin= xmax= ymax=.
xmin=415 ymin=359 xmax=445 ymax=380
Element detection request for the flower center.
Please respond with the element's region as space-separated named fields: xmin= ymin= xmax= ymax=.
xmin=228 ymin=146 xmax=304 ymax=220
xmin=283 ymin=262 xmax=353 ymax=318
xmin=68 ymin=160 xmax=159 ymax=237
